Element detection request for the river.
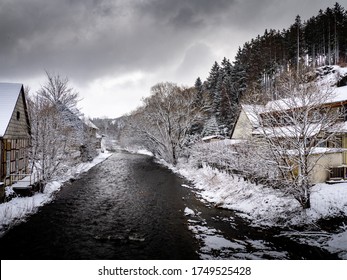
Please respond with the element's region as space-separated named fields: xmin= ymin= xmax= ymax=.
xmin=0 ymin=151 xmax=341 ymax=259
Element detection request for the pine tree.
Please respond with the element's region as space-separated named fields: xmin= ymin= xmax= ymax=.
xmin=194 ymin=77 xmax=203 ymax=108
xmin=205 ymin=61 xmax=221 ymax=120
xmin=206 ymin=62 xmax=220 ymax=93
xmin=194 ymin=77 xmax=203 ymax=92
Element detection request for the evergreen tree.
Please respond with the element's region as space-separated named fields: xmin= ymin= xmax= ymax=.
xmin=194 ymin=77 xmax=203 ymax=92
xmin=205 ymin=61 xmax=221 ymax=121
xmin=206 ymin=61 xmax=220 ymax=93
xmin=194 ymin=77 xmax=203 ymax=108
xmin=195 ymin=2 xmax=346 ymax=137
xmin=201 ymin=115 xmax=221 ymax=137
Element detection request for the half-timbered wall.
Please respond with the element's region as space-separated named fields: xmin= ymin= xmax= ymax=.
xmin=1 ymin=88 xmax=31 ymax=186
xmin=0 ymin=138 xmax=29 ymax=185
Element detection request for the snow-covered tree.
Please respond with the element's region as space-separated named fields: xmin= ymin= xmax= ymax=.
xmin=27 ymin=73 xmax=86 ymax=186
xmin=28 ymin=95 xmax=72 ymax=184
xmin=39 ymin=71 xmax=79 ymax=111
xmin=124 ymin=82 xmax=203 ymax=165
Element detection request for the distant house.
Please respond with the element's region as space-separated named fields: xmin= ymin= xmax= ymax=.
xmin=231 ymin=105 xmax=263 ymax=140
xmin=80 ymin=116 xmax=101 ymax=149
xmin=0 ymin=83 xmax=31 ymax=201
xmin=57 ymin=103 xmax=100 ymax=161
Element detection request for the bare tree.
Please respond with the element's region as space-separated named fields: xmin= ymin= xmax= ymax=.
xmin=27 ymin=73 xmax=83 ymax=186
xmin=39 ymin=71 xmax=80 ymax=110
xmin=124 ymin=82 xmax=203 ymax=165
xmin=239 ymin=70 xmax=341 ymax=209
xmin=28 ymin=96 xmax=73 ymax=184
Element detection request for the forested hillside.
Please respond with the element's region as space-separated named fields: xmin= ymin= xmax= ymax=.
xmin=198 ymin=2 xmax=347 ymax=136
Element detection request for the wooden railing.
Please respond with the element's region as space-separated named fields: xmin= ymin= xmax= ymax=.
xmin=9 ymin=172 xmax=42 ymax=187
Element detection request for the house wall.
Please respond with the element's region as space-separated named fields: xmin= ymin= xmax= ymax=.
xmin=309 ymin=152 xmax=343 ymax=183
xmin=1 ymin=138 xmax=30 ymax=186
xmin=0 ymin=140 xmax=3 ymax=202
xmin=343 ymin=135 xmax=347 ymax=164
xmin=1 ymin=90 xmax=30 ymax=187
xmin=0 ymin=139 xmax=2 ymax=179
xmin=231 ymin=110 xmax=253 ymax=139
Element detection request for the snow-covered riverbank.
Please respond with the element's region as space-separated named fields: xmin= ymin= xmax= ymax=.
xmin=0 ymin=151 xmax=112 ymax=236
xmin=154 ymin=155 xmax=347 ymax=259
xmin=127 ymin=148 xmax=347 ymax=225
xmin=177 ymin=163 xmax=347 ymax=226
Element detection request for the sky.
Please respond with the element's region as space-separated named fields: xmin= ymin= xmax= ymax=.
xmin=0 ymin=0 xmax=342 ymax=118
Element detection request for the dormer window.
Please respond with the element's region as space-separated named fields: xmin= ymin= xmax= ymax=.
xmin=16 ymin=111 xmax=20 ymax=120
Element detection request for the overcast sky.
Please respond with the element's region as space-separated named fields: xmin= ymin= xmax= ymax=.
xmin=0 ymin=0 xmax=341 ymax=118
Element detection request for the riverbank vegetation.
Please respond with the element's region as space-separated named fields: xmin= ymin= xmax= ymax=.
xmin=26 ymin=72 xmax=100 ymax=189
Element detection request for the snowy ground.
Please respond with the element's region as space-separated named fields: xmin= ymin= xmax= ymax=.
xmin=0 ymin=151 xmax=112 ymax=236
xmin=155 ymin=156 xmax=347 ymax=259
xmin=176 ymin=163 xmax=347 ymax=226
xmin=184 ymin=206 xmax=289 ymax=260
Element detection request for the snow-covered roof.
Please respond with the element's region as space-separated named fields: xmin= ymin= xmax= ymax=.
xmin=0 ymin=83 xmax=23 ymax=137
xmin=263 ymin=85 xmax=347 ymax=114
xmin=57 ymin=102 xmax=99 ymax=131
xmin=202 ymin=135 xmax=224 ymax=141
xmin=329 ymin=121 xmax=347 ymax=133
xmin=287 ymin=147 xmax=346 ymax=156
xmin=241 ymin=104 xmax=263 ymax=128
xmin=253 ymin=123 xmax=322 ymax=138
xmin=329 ymin=85 xmax=347 ymax=104
xmin=81 ymin=117 xmax=99 ymax=130
xmin=96 ymin=133 xmax=103 ymax=139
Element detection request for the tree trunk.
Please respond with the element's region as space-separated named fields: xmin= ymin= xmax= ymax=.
xmin=172 ymin=146 xmax=177 ymax=166
xmin=297 ymin=184 xmax=311 ymax=209
xmin=301 ymin=193 xmax=311 ymax=209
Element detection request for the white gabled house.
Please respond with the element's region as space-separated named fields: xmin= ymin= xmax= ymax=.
xmin=231 ymin=105 xmax=263 ymax=140
xmin=231 ymin=84 xmax=347 ymax=184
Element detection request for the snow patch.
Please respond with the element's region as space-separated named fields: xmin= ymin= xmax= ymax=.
xmin=327 ymin=230 xmax=347 ymax=252
xmin=188 ymin=223 xmax=246 ymax=259
xmin=123 ymin=147 xmax=154 ymax=157
xmin=202 ymin=235 xmax=244 ymax=251
xmin=307 ymin=183 xmax=347 ymax=220
xmin=136 ymin=149 xmax=154 ymax=156
xmin=184 ymin=207 xmax=195 ymax=216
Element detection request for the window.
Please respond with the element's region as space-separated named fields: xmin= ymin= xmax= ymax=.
xmin=16 ymin=111 xmax=20 ymax=120
xmin=317 ymin=140 xmax=327 ymax=148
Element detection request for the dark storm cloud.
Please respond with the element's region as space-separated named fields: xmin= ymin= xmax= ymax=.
xmin=137 ymin=0 xmax=234 ymax=28
xmin=0 ymin=0 xmax=124 ymax=77
xmin=0 ymin=0 xmax=239 ymax=83
xmin=0 ymin=0 xmax=341 ymax=118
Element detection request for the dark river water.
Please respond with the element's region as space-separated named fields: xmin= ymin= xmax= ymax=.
xmin=0 ymin=151 xmax=342 ymax=259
